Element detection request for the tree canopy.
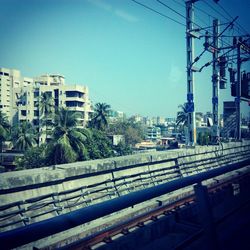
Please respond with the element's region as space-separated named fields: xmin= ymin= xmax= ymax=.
xmin=89 ymin=103 xmax=111 ymax=130
xmin=0 ymin=111 xmax=10 ymax=152
xmin=12 ymin=121 xmax=37 ymax=151
xmin=46 ymin=108 xmax=88 ymax=164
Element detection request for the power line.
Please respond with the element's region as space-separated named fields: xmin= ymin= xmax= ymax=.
xmin=201 ymin=0 xmax=230 ymax=22
xmin=216 ymin=1 xmax=250 ymax=35
xmin=131 ymin=0 xmax=185 ymax=27
xmin=202 ymin=0 xmax=249 ymax=36
xmin=156 ymin=0 xmax=186 ymax=20
xmin=170 ymin=0 xmax=212 ymax=27
xmin=156 ymin=0 xmax=209 ymax=32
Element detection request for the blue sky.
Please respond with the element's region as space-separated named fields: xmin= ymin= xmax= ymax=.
xmin=0 ymin=0 xmax=249 ymax=117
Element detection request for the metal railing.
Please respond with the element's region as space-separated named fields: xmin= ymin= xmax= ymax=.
xmin=0 ymin=145 xmax=249 ymax=233
xmin=0 ymin=158 xmax=250 ymax=249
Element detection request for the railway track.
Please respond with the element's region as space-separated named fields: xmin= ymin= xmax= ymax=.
xmin=57 ymin=167 xmax=250 ymax=250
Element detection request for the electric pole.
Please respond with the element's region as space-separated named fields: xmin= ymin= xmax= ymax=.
xmin=186 ymin=0 xmax=197 ymax=146
xmin=212 ymin=19 xmax=220 ymax=139
xmin=236 ymin=40 xmax=241 ymax=140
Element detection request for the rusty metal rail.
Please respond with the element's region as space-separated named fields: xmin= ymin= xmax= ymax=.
xmin=59 ymin=168 xmax=250 ymax=250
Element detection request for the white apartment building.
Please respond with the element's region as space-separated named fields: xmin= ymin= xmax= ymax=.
xmin=147 ymin=126 xmax=161 ymax=141
xmin=0 ymin=67 xmax=92 ymax=143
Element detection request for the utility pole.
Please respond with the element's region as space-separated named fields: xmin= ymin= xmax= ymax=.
xmin=212 ymin=19 xmax=220 ymax=140
xmin=186 ymin=0 xmax=197 ymax=146
xmin=236 ymin=40 xmax=241 ymax=140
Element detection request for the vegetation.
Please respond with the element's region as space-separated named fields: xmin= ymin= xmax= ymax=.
xmin=176 ymin=104 xmax=188 ymax=127
xmin=15 ymin=145 xmax=47 ymax=170
xmin=85 ymin=128 xmax=114 ymax=159
xmin=108 ymin=119 xmax=145 ymax=146
xmin=0 ymin=111 xmax=10 ymax=152
xmin=12 ymin=121 xmax=37 ymax=151
xmin=0 ymin=102 xmax=146 ymax=171
xmin=46 ymin=108 xmax=88 ymax=164
xmin=89 ymin=103 xmax=111 ymax=130
xmin=39 ymin=92 xmax=55 ymax=141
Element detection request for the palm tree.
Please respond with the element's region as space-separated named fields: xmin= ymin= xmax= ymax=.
xmin=47 ymin=108 xmax=88 ymax=164
xmin=38 ymin=92 xmax=55 ymax=142
xmin=90 ymin=103 xmax=111 ymax=130
xmin=0 ymin=111 xmax=10 ymax=152
xmin=176 ymin=104 xmax=189 ymax=127
xmin=12 ymin=121 xmax=37 ymax=151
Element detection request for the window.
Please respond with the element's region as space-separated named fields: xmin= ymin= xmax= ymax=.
xmin=33 ymin=119 xmax=39 ymax=126
xmin=34 ymin=91 xmax=39 ymax=97
xmin=54 ymin=89 xmax=59 ymax=98
xmin=66 ymin=91 xmax=84 ymax=98
xmin=34 ymin=110 xmax=39 ymax=116
xmin=21 ymin=110 xmax=27 ymax=116
xmin=4 ymin=72 xmax=9 ymax=76
xmin=66 ymin=101 xmax=84 ymax=107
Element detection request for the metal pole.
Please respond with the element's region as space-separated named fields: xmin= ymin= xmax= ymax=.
xmin=212 ymin=19 xmax=220 ymax=140
xmin=186 ymin=0 xmax=197 ymax=145
xmin=236 ymin=42 xmax=241 ymax=140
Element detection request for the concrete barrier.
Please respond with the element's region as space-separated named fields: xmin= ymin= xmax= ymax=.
xmin=0 ymin=141 xmax=250 ymax=248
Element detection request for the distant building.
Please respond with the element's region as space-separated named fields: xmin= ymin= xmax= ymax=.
xmin=165 ymin=117 xmax=176 ymax=124
xmin=108 ymin=135 xmax=125 ymax=146
xmin=109 ymin=110 xmax=125 ymax=123
xmin=147 ymin=126 xmax=161 ymax=141
xmin=156 ymin=116 xmax=165 ymax=125
xmin=0 ymin=67 xmax=92 ymax=144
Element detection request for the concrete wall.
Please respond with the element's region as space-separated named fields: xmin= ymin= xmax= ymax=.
xmin=0 ymin=141 xmax=250 ymax=248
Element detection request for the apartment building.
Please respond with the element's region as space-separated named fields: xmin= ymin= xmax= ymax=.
xmin=0 ymin=67 xmax=92 ymax=143
xmin=147 ymin=126 xmax=161 ymax=141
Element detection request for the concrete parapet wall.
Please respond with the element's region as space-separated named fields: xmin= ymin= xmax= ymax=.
xmin=0 ymin=141 xmax=250 ymax=237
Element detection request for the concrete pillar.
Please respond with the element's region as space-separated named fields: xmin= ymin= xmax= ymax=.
xmin=194 ymin=183 xmax=219 ymax=250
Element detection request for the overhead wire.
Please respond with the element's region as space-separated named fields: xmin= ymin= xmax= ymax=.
xmin=201 ymin=0 xmax=230 ymax=22
xmin=131 ymin=0 xmax=186 ymax=27
xmin=202 ymin=0 xmax=249 ymax=37
xmin=131 ymin=0 xmax=243 ymax=69
xmin=170 ymin=0 xmax=212 ymax=27
xmin=160 ymin=0 xmax=233 ymax=48
xmin=216 ymin=1 xmax=249 ymax=35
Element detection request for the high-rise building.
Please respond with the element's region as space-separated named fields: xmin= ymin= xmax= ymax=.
xmin=0 ymin=67 xmax=92 ymax=143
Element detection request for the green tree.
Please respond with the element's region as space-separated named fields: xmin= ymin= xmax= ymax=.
xmin=89 ymin=103 xmax=111 ymax=130
xmin=15 ymin=145 xmax=47 ymax=170
xmin=113 ymin=141 xmax=132 ymax=156
xmin=47 ymin=108 xmax=88 ymax=164
xmin=176 ymin=104 xmax=188 ymax=127
xmin=12 ymin=121 xmax=37 ymax=151
xmin=85 ymin=128 xmax=114 ymax=159
xmin=39 ymin=92 xmax=55 ymax=142
xmin=0 ymin=111 xmax=10 ymax=152
xmin=108 ymin=119 xmax=144 ymax=146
